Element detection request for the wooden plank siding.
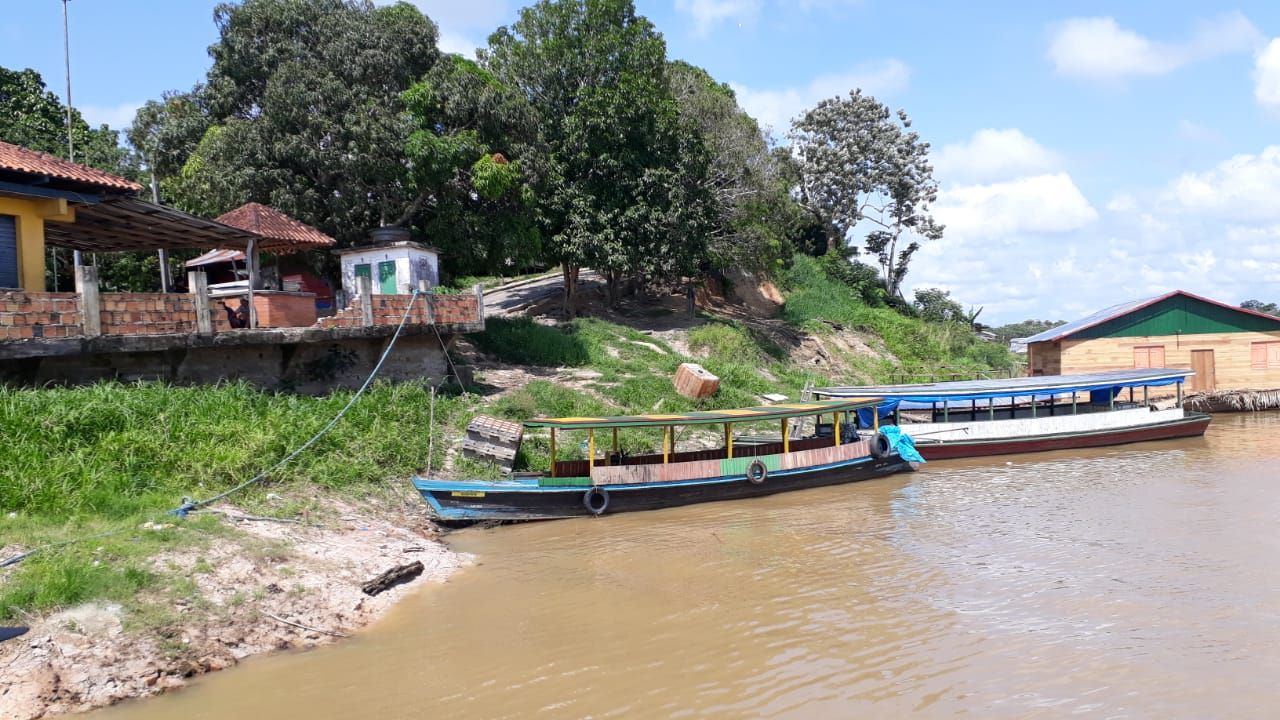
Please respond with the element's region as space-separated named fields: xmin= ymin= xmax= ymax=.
xmin=1029 ymin=330 xmax=1280 ymax=392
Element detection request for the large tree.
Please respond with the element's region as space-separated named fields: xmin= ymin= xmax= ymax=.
xmin=790 ymin=90 xmax=942 ymax=299
xmin=161 ymin=0 xmax=440 ymax=246
xmin=668 ymin=61 xmax=800 ymax=273
xmin=482 ymin=0 xmax=713 ymax=313
xmin=0 ymin=66 xmax=128 ymax=175
xmin=402 ymin=56 xmax=541 ymax=276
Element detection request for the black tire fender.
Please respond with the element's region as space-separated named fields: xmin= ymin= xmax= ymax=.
xmin=870 ymin=432 xmax=893 ymax=459
xmin=583 ymin=486 xmax=609 ymax=515
xmin=746 ymin=459 xmax=768 ymax=484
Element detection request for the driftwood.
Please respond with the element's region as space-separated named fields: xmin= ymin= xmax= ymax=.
xmin=361 ymin=561 xmax=424 ymax=596
xmin=261 ymin=612 xmax=348 ymax=639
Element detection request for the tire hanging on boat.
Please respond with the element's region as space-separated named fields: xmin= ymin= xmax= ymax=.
xmin=583 ymin=486 xmax=610 ymax=515
xmin=746 ymin=459 xmax=768 ymax=484
xmin=870 ymin=431 xmax=893 ymax=459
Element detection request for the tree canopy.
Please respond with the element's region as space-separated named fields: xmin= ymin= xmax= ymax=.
xmin=0 ymin=66 xmax=128 ymax=176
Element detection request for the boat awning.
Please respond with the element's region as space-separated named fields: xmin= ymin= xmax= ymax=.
xmin=525 ymin=398 xmax=883 ymax=430
xmin=816 ymin=368 xmax=1193 ymax=403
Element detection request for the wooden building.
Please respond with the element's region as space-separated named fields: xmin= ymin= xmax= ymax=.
xmin=1024 ymin=290 xmax=1280 ymax=393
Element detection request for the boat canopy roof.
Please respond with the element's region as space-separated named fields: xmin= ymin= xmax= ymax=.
xmin=525 ymin=397 xmax=882 ymax=430
xmin=816 ymin=368 xmax=1193 ymax=403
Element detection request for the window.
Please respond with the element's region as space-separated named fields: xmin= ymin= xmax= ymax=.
xmin=1251 ymin=341 xmax=1280 ymax=369
xmin=1133 ymin=345 xmax=1166 ymax=368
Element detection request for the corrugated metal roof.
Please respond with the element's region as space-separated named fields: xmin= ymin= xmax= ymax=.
xmin=185 ymin=248 xmax=246 ymax=267
xmin=0 ymin=140 xmax=142 ymax=192
xmin=1022 ymin=290 xmax=1280 ymax=343
xmin=817 ymin=368 xmax=1193 ymax=401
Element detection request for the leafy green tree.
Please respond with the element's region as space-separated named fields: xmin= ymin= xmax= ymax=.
xmin=913 ymin=287 xmax=982 ymax=327
xmin=668 ymin=61 xmax=800 ymax=274
xmin=482 ymin=0 xmax=713 ymax=313
xmin=403 ymin=56 xmax=540 ymax=277
xmin=0 ymin=66 xmax=128 ymax=174
xmin=1241 ymin=299 xmax=1280 ymax=316
xmin=161 ymin=0 xmax=440 ymax=247
xmin=791 ymin=90 xmax=943 ymax=299
xmin=992 ymin=319 xmax=1064 ymax=341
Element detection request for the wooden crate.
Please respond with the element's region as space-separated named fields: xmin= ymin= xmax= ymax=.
xmin=462 ymin=415 xmax=523 ymax=471
xmin=674 ymin=362 xmax=720 ymax=399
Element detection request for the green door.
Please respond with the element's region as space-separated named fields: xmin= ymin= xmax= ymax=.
xmin=378 ymin=261 xmax=398 ymax=294
xmin=354 ymin=263 xmax=372 ymax=289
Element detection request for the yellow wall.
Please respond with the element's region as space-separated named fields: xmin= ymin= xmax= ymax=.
xmin=0 ymin=195 xmax=75 ymax=291
xmin=1047 ymin=331 xmax=1280 ymax=392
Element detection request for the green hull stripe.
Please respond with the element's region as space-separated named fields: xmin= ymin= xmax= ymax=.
xmin=719 ymin=454 xmax=782 ymax=476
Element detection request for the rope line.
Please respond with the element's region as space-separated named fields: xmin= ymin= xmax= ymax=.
xmin=2 ymin=289 xmax=428 ymax=568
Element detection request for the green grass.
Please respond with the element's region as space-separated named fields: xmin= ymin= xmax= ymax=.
xmin=779 ymin=254 xmax=1019 ymax=373
xmin=467 ymin=317 xmax=590 ymax=367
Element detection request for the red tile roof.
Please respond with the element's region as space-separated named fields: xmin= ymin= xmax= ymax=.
xmin=214 ymin=202 xmax=336 ymax=252
xmin=0 ymin=140 xmax=143 ymax=193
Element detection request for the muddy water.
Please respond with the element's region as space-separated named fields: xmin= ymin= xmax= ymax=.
xmin=98 ymin=413 xmax=1280 ymax=719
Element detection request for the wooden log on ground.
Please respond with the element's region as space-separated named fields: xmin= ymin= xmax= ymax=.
xmin=361 ymin=561 xmax=425 ymax=596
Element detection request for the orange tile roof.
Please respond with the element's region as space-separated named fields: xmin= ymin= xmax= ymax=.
xmin=0 ymin=140 xmax=143 ymax=193
xmin=214 ymin=202 xmax=336 ymax=252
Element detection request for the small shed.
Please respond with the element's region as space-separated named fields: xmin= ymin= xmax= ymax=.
xmin=1024 ymin=290 xmax=1280 ymax=393
xmin=335 ymin=228 xmax=439 ymax=298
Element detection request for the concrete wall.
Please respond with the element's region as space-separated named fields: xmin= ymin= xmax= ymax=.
xmin=7 ymin=333 xmax=460 ymax=395
xmin=0 ymin=195 xmax=76 ymax=291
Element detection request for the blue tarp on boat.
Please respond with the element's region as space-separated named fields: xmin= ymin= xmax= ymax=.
xmin=879 ymin=425 xmax=925 ymax=464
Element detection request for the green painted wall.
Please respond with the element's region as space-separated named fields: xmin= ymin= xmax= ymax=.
xmin=1074 ymin=295 xmax=1280 ymax=339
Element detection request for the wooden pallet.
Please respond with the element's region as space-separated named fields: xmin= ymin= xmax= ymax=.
xmin=462 ymin=415 xmax=523 ymax=471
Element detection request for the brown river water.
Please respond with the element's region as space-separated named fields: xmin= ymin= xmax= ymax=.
xmin=97 ymin=412 xmax=1280 ymax=719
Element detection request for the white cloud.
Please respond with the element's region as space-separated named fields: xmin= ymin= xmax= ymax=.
xmin=675 ymin=0 xmax=762 ymax=36
xmin=1047 ymin=12 xmax=1261 ymax=83
xmin=932 ymin=129 xmax=1060 ymax=185
xmin=78 ymin=101 xmax=142 ymax=130
xmin=934 ymin=173 xmax=1098 ymax=238
xmin=437 ymin=30 xmax=480 ymax=57
xmin=729 ymin=59 xmax=910 ymax=134
xmin=1166 ymin=146 xmax=1280 ymax=222
xmin=401 ymin=0 xmax=509 ymax=30
xmin=1254 ymin=38 xmax=1280 ymax=111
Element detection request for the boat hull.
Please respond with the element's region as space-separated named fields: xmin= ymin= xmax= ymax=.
xmin=914 ymin=412 xmax=1211 ymax=460
xmin=414 ymin=454 xmax=909 ymax=521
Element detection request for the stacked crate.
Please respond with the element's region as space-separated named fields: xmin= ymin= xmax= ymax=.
xmin=674 ymin=362 xmax=720 ymax=399
xmin=462 ymin=415 xmax=524 ymax=472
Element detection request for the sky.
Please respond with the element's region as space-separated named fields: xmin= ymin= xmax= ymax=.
xmin=6 ymin=0 xmax=1280 ymax=324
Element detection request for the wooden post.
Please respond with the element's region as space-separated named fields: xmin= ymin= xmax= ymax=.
xmin=833 ymin=413 xmax=841 ymax=446
xmin=74 ymin=265 xmax=101 ymax=338
xmin=725 ymin=423 xmax=734 ymax=458
xmin=1176 ymin=382 xmax=1183 ymax=408
xmin=588 ymin=429 xmax=595 ymax=471
xmin=873 ymin=408 xmax=880 ymax=432
xmin=188 ymin=270 xmax=212 ymax=335
xmin=549 ymin=428 xmax=557 ymax=478
xmin=1143 ymin=385 xmax=1148 ymax=407
xmin=357 ymin=274 xmax=374 ymax=326
xmin=245 ymin=237 xmax=259 ymax=329
xmin=781 ymin=418 xmax=790 ymax=453
xmin=663 ymin=426 xmax=671 ymax=464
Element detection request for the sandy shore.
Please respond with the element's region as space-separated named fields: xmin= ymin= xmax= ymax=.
xmin=0 ymin=495 xmax=464 ymax=720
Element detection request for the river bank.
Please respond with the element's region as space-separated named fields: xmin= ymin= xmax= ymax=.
xmin=0 ymin=491 xmax=464 ymax=720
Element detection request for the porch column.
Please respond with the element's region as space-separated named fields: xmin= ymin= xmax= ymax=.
xmin=188 ymin=270 xmax=212 ymax=335
xmin=74 ymin=265 xmax=100 ymax=338
xmin=245 ymin=237 xmax=259 ymax=329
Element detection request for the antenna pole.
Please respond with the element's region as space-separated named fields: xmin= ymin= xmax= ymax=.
xmin=63 ymin=0 xmax=84 ymax=268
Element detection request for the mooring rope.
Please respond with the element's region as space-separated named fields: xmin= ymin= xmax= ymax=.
xmin=2 ymin=288 xmax=430 ymax=568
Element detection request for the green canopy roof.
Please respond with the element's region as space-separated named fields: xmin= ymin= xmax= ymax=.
xmin=524 ymin=397 xmax=882 ymax=430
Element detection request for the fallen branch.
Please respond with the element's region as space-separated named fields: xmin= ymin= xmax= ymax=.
xmin=261 ymin=611 xmax=348 ymax=639
xmin=361 ymin=561 xmax=424 ymax=596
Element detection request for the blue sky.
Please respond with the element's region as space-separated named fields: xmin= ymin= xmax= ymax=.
xmin=6 ymin=0 xmax=1280 ymax=323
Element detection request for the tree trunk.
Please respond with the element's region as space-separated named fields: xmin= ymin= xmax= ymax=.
xmin=605 ymin=269 xmax=621 ymax=308
xmin=562 ymin=263 xmax=578 ymax=318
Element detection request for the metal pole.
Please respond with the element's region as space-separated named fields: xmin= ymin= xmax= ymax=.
xmin=549 ymin=429 xmax=556 ymax=478
xmin=63 ymin=0 xmax=82 ymax=268
xmin=151 ymin=169 xmax=171 ymax=292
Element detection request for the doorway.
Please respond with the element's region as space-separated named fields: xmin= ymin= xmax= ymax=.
xmin=1190 ymin=350 xmax=1216 ymax=392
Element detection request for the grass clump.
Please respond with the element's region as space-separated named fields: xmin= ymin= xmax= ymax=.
xmin=468 ymin=317 xmax=590 ymax=367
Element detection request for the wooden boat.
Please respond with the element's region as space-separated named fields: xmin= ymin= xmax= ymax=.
xmin=413 ymin=398 xmax=914 ymax=521
xmin=815 ymin=368 xmax=1211 ymax=461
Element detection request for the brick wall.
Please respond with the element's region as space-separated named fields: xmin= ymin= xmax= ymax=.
xmin=253 ymin=292 xmax=317 ymax=328
xmin=0 ymin=291 xmax=83 ymax=340
xmin=315 ymin=293 xmax=480 ymax=329
xmin=99 ymin=293 xmax=199 ymax=336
